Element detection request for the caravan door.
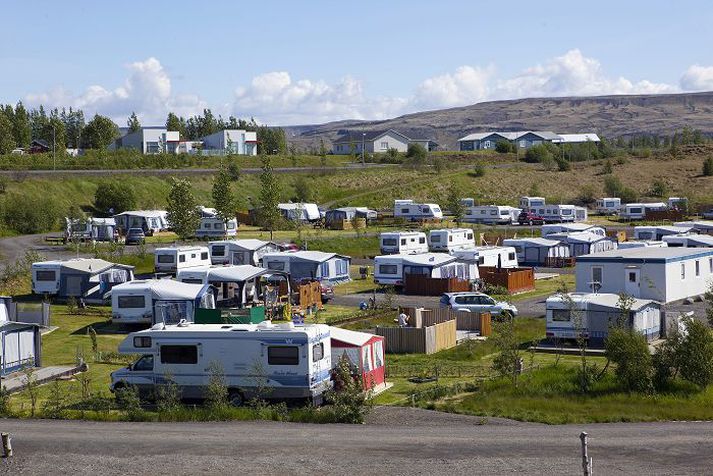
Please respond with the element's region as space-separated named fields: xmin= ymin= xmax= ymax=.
xmin=624 ymin=268 xmax=641 ymax=297
xmin=525 ymin=247 xmax=540 ymax=264
xmin=65 ymin=276 xmax=83 ymax=297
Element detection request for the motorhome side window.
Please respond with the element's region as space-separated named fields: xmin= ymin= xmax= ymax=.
xmin=431 ymin=235 xmax=441 ymax=242
xmin=552 ymin=310 xmax=570 ymax=322
xmin=268 ymin=346 xmax=299 ymax=365
xmin=118 ymin=296 xmax=146 ymax=308
xmin=400 ymin=239 xmax=406 ymax=245
xmin=133 ymin=336 xmax=152 ymax=348
xmin=312 ymin=343 xmax=324 ymax=362
xmin=201 ymin=252 xmax=209 ymax=260
xmin=36 ymin=270 xmax=56 ymax=281
xmin=160 ymin=345 xmax=198 ymax=364
xmin=179 ymin=255 xmax=186 ymax=263
xmin=379 ymin=265 xmax=398 ymax=275
xmin=158 ymin=254 xmax=174 ymax=263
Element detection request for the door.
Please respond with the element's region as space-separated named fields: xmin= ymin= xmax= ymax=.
xmin=65 ymin=276 xmax=83 ymax=297
xmin=525 ymin=247 xmax=539 ymax=263
xmin=625 ymin=268 xmax=641 ymax=297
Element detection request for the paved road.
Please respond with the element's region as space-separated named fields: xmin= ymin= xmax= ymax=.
xmin=1 ymin=407 xmax=713 ymax=474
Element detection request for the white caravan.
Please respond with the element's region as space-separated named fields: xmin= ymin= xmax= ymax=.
xmin=662 ymin=234 xmax=713 ymax=248
xmin=195 ymin=207 xmax=238 ymax=238
xmin=619 ymin=202 xmax=667 ymax=220
xmin=519 ymin=196 xmax=546 ymax=209
xmin=633 ymin=225 xmax=694 ymax=241
xmin=110 ymin=321 xmax=332 ymax=404
xmin=110 ymin=279 xmax=215 ymax=325
xmin=428 ymin=228 xmax=475 ymax=252
xmin=113 ymin=210 xmax=168 ymax=235
xmin=278 ymin=203 xmax=321 ymax=222
xmin=595 ymin=198 xmax=621 ymax=215
xmin=541 ymin=223 xmax=605 ymax=237
xmin=618 ymin=241 xmax=668 ymax=249
xmin=463 ymin=205 xmax=521 ymax=225
xmin=393 ymin=200 xmax=443 ymax=221
xmin=450 ymin=246 xmax=519 ymax=268
xmin=154 ymin=246 xmax=210 ymax=275
xmin=209 ymin=239 xmax=280 ymax=265
xmin=379 ymin=231 xmax=428 ymax=255
xmin=373 ymin=253 xmax=478 ymax=286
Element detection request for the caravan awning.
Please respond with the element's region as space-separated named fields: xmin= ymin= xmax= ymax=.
xmin=207 ymin=265 xmax=268 ymax=283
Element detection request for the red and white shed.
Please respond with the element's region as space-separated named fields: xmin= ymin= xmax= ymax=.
xmin=330 ymin=327 xmax=386 ymax=391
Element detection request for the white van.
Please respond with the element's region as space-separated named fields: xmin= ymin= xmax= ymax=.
xmin=463 ymin=205 xmax=521 ymax=225
xmin=450 ymin=246 xmax=519 ymax=268
xmin=154 ymin=246 xmax=210 ymax=274
xmin=379 ymin=231 xmax=428 ymax=255
xmin=393 ymin=200 xmax=443 ymax=221
xmin=110 ymin=321 xmax=332 ymax=405
xmin=595 ymin=198 xmax=621 ymax=215
xmin=428 ymin=228 xmax=475 ymax=252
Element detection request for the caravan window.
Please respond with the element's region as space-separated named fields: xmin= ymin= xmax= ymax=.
xmin=179 ymin=255 xmax=187 ymax=263
xmin=268 ymin=346 xmax=299 ymax=365
xmin=478 ymin=256 xmax=485 ymax=265
xmin=490 ymin=210 xmax=498 ymax=215
xmin=160 ymin=345 xmax=198 ymax=364
xmin=227 ymin=222 xmax=236 ymax=230
xmin=320 ymin=262 xmax=329 ymax=277
xmin=158 ymin=254 xmax=175 ymax=263
xmin=133 ymin=336 xmax=152 ymax=348
xmin=212 ymin=246 xmax=225 ymax=256
xmin=419 ymin=237 xmax=426 ymax=244
xmin=201 ymin=252 xmax=209 ymax=260
xmin=552 ymin=310 xmax=570 ymax=322
xmin=431 ymin=235 xmax=441 ymax=243
xmin=382 ymin=238 xmax=397 ymax=247
xmin=467 ymin=233 xmax=473 ymax=240
xmin=267 ymin=261 xmax=285 ymax=271
xmin=379 ymin=264 xmax=398 ymax=275
xmin=401 ymin=208 xmax=409 ymax=214
xmin=400 ymin=238 xmax=407 ymax=245
xmin=118 ymin=296 xmax=146 ymax=309
xmin=36 ymin=270 xmax=56 ymax=281
xmin=312 ymin=343 xmax=324 ymax=362
xmin=508 ymin=252 xmax=516 ymax=261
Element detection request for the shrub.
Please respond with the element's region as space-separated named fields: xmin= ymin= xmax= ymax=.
xmin=0 ymin=385 xmax=12 ymax=417
xmin=325 ymin=355 xmax=372 ymax=424
xmin=524 ymin=143 xmax=559 ymax=163
xmin=491 ymin=319 xmax=521 ymax=384
xmin=577 ymin=185 xmax=597 ymax=205
xmin=603 ymin=175 xmax=623 ymax=196
xmin=556 ymin=157 xmax=571 ymax=171
xmin=619 ymin=187 xmax=638 ymax=203
xmin=381 ymin=148 xmax=401 ymax=163
xmin=602 ymin=159 xmax=613 ymax=175
xmin=471 ymin=161 xmax=486 ymax=177
xmin=227 ymin=161 xmax=241 ymax=181
xmin=206 ymin=361 xmax=229 ymax=410
xmin=2 ymin=193 xmax=62 ymax=233
xmin=495 ymin=140 xmax=514 ymax=153
xmin=678 ymin=318 xmax=713 ymax=387
xmin=115 ymin=384 xmax=145 ymax=420
xmin=94 ymin=181 xmax=137 ymax=215
xmin=157 ymin=374 xmax=182 ymax=415
xmin=703 ymin=158 xmax=713 ymax=177
xmin=649 ymin=179 xmax=669 ymax=198
xmin=405 ymin=143 xmax=427 ymax=169
xmin=43 ymin=380 xmax=67 ymax=419
xmin=605 ymin=328 xmax=653 ymax=392
xmin=653 ymin=329 xmax=683 ymax=390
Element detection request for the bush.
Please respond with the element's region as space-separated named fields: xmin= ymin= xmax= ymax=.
xmin=206 ymin=361 xmax=229 ymax=410
xmin=2 ymin=193 xmax=62 ymax=234
xmin=384 ymin=147 xmax=401 ymax=163
xmin=602 ymin=159 xmax=613 ymax=175
xmin=115 ymin=384 xmax=145 ymax=420
xmin=227 ymin=161 xmax=241 ymax=181
xmin=556 ymin=157 xmax=571 ymax=171
xmin=405 ymin=143 xmax=427 ymax=169
xmin=605 ymin=328 xmax=653 ymax=392
xmin=0 ymin=385 xmax=12 ymax=417
xmin=703 ymin=158 xmax=713 ymax=177
xmin=577 ymin=185 xmax=597 ymax=205
xmin=649 ymin=179 xmax=669 ymax=198
xmin=94 ymin=181 xmax=137 ymax=215
xmin=325 ymin=355 xmax=371 ymax=424
xmin=678 ymin=318 xmax=713 ymax=388
xmin=524 ymin=143 xmax=558 ymax=164
xmin=495 ymin=140 xmax=515 ymax=153
xmin=471 ymin=161 xmax=486 ymax=177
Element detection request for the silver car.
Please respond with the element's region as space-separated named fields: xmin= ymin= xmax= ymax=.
xmin=439 ymin=292 xmax=518 ymax=318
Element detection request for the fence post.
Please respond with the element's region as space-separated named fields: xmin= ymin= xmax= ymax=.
xmin=1 ymin=432 xmax=12 ymax=458
xmin=580 ymin=431 xmax=592 ymax=475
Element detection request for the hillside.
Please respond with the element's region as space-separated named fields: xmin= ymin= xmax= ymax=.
xmin=285 ymin=91 xmax=713 ymax=150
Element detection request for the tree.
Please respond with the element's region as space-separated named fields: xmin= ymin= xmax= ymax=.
xmin=212 ymin=167 xmax=235 ymax=236
xmin=82 ymin=114 xmax=119 ymax=149
xmin=524 ymin=143 xmax=558 ymax=163
xmin=165 ymin=112 xmax=186 ymax=139
xmin=405 ymin=143 xmax=427 ymax=169
xmin=293 ymin=176 xmax=312 ymax=203
xmin=319 ymin=138 xmax=327 ymax=169
xmin=12 ymin=101 xmax=31 ymax=148
xmin=649 ymin=179 xmax=669 ymax=198
xmin=495 ymin=140 xmax=514 ymax=153
xmin=166 ymin=178 xmax=201 ymax=240
xmin=605 ymin=327 xmax=653 ymax=393
xmin=257 ymin=155 xmax=281 ymax=239
xmin=0 ymin=112 xmax=14 ymax=154
xmin=491 ymin=318 xmax=522 ymax=385
xmin=678 ymin=317 xmax=713 ymax=387
xmin=703 ymin=158 xmax=713 ymax=177
xmin=446 ymin=183 xmax=465 ymax=225
xmin=61 ymin=107 xmax=85 ymax=149
xmin=38 ymin=114 xmax=66 ymax=152
xmin=127 ymin=112 xmax=141 ymax=133
xmin=94 ymin=182 xmax=137 ymax=215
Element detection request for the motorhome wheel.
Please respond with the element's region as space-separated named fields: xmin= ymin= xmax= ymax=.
xmin=228 ymin=390 xmax=244 ymax=407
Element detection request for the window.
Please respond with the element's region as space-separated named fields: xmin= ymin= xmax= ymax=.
xmin=133 ymin=336 xmax=152 ymax=348
xmin=312 ymin=343 xmax=324 ymax=362
xmin=630 ymin=207 xmax=643 ymax=214
xmin=267 ymin=261 xmax=285 ymax=271
xmin=268 ymin=346 xmax=299 ymax=365
xmin=227 ymin=222 xmax=236 ymax=230
xmin=191 ymin=254 xmax=196 ymax=258
xmin=490 ymin=210 xmax=498 ymax=215
xmin=179 ymin=255 xmax=186 ymax=263
xmin=400 ymin=238 xmax=406 ymax=245
xmin=320 ymin=262 xmax=329 ymax=277
xmin=160 ymin=345 xmax=198 ymax=364
xmin=592 ymin=266 xmax=603 ymax=285
xmin=380 ymin=141 xmax=388 ymax=150
xmin=401 ymin=208 xmax=409 ymax=214
xmin=552 ymin=309 xmax=570 ymax=322
xmin=203 ymin=223 xmax=211 ymax=228
xmin=382 ymin=238 xmax=397 ymax=247
xmin=508 ymin=252 xmax=516 ymax=261
xmin=146 ymin=141 xmax=160 ymax=154
xmin=484 ymin=140 xmax=491 ymax=148
xmin=696 ymin=260 xmax=701 ymax=277
xmin=213 ymin=223 xmax=222 ymax=229
xmin=431 ymin=235 xmax=441 ymax=243
xmin=182 ymin=278 xmax=203 ymax=284
xmin=419 ymin=237 xmax=426 ymax=244
xmin=201 ymin=252 xmax=209 ymax=260
xmin=449 ymin=236 xmax=453 ymax=242
xmin=379 ymin=264 xmax=398 ymax=275
xmin=628 ymin=271 xmax=637 ymax=282
xmin=467 ymin=233 xmax=473 ymax=240
xmin=681 ymin=263 xmax=686 ymax=280
xmin=212 ymin=246 xmax=225 ymax=256
xmin=133 ymin=355 xmax=154 ymax=371
xmin=478 ymin=256 xmax=485 ymax=265
xmin=36 ymin=270 xmax=56 ymax=281
xmin=118 ymin=295 xmax=146 ymax=309
xmin=157 ymin=254 xmax=175 ymax=263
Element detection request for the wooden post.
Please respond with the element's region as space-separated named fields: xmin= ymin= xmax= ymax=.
xmin=580 ymin=431 xmax=592 ymax=475
xmin=1 ymin=432 xmax=12 ymax=458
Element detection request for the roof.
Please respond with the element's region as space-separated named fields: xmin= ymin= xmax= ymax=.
xmin=503 ymin=237 xmax=563 ymax=247
xmin=635 ymin=225 xmax=692 ymax=233
xmin=114 ymin=279 xmax=206 ymax=300
xmin=40 ymin=258 xmax=133 ymax=274
xmin=542 ymin=223 xmax=595 ymax=234
xmin=457 ymin=130 xmax=561 ymax=142
xmin=547 ymin=292 xmax=657 ymax=311
xmin=263 ymin=250 xmax=349 ymax=263
xmin=155 ymin=246 xmax=208 ymax=252
xmin=333 ymin=129 xmax=430 ymax=145
xmin=551 ymin=231 xmax=607 ymax=244
xmin=329 ymin=327 xmax=381 ymax=346
xmin=663 ymin=234 xmax=713 ymax=246
xmin=675 ymin=221 xmax=713 ymax=230
xmin=553 ymin=133 xmax=601 ymax=143
xmin=210 ymin=239 xmax=274 ymax=251
xmin=207 ymin=265 xmax=268 ymax=283
xmin=577 ymin=247 xmax=713 ymax=262
xmin=114 ymin=210 xmax=166 ymax=218
xmin=402 ymin=253 xmax=457 ymax=266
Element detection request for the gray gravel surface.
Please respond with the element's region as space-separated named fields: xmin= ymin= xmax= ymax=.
xmin=2 ymin=408 xmax=713 ymax=474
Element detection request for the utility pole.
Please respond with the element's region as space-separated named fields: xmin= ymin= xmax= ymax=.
xmin=52 ymin=124 xmax=56 ymax=171
xmin=362 ymin=132 xmax=366 ymax=166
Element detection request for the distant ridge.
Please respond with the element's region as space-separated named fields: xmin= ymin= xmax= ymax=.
xmin=284 ymin=91 xmax=713 ymax=150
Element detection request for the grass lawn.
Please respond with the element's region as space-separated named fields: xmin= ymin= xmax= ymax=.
xmin=505 ymin=274 xmax=575 ymax=303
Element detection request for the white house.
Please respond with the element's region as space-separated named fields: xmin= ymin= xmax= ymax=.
xmin=575 ymin=247 xmax=713 ymax=303
xmin=201 ymin=129 xmax=258 ymax=155
xmin=110 ymin=127 xmax=180 ymax=154
xmin=331 ymin=129 xmax=437 ymax=154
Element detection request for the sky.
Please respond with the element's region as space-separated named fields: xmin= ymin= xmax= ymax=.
xmin=2 ymin=0 xmax=713 ymax=126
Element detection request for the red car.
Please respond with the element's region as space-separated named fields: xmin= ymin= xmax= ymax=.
xmin=518 ymin=211 xmax=545 ymax=226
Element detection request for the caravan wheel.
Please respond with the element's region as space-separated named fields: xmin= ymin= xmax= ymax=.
xmin=228 ymin=390 xmax=244 ymax=407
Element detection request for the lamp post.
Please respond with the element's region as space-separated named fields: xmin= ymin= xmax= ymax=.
xmin=361 ymin=133 xmax=366 ymax=166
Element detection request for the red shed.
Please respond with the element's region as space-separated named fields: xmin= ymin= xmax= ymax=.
xmin=330 ymin=327 xmax=386 ymax=391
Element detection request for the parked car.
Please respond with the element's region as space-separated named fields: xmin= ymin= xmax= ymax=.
xmin=439 ymin=292 xmax=518 ymax=318
xmin=518 ymin=211 xmax=545 ymax=226
xmin=125 ymin=228 xmax=146 ymax=245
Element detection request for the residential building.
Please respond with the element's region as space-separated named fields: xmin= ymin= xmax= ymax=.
xmin=457 ymin=130 xmax=599 ymax=151
xmin=110 ymin=126 xmax=180 ymax=154
xmin=331 ymin=129 xmax=437 ymax=154
xmin=201 ymin=129 xmax=258 ymax=155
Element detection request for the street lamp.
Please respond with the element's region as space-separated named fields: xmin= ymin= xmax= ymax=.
xmin=361 ymin=133 xmax=366 ymax=166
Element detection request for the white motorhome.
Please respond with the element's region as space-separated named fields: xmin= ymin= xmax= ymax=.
xmin=450 ymin=246 xmax=519 ymax=268
xmin=379 ymin=231 xmax=428 ymax=255
xmin=110 ymin=279 xmax=215 ymax=325
xmin=154 ymin=246 xmax=210 ymax=275
xmin=393 ymin=200 xmax=443 ymax=221
xmin=595 ymin=198 xmax=621 ymax=215
xmin=519 ymin=196 xmax=546 ymax=209
xmin=619 ymin=202 xmax=667 ymax=221
xmin=278 ymin=203 xmax=321 ymax=223
xmin=209 ymin=239 xmax=280 ymax=265
xmin=428 ymin=228 xmax=475 ymax=252
xmin=373 ymin=253 xmax=478 ymax=286
xmin=195 ymin=207 xmax=238 ymax=238
xmin=463 ymin=205 xmax=521 ymax=225
xmin=110 ymin=321 xmax=332 ymax=404
xmin=541 ymin=223 xmax=605 ymax=237
xmin=545 ymin=293 xmax=661 ymax=347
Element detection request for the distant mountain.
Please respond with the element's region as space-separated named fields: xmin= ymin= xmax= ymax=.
xmin=284 ymin=91 xmax=713 ymax=151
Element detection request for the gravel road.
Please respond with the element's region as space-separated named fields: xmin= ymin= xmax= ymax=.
xmin=1 ymin=407 xmax=713 ymax=474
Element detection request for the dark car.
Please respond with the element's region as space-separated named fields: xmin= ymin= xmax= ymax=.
xmin=125 ymin=227 xmax=146 ymax=245
xmin=518 ymin=211 xmax=545 ymax=226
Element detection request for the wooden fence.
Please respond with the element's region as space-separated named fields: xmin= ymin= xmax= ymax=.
xmin=402 ymin=307 xmax=491 ymax=336
xmin=478 ymin=266 xmax=535 ymax=294
xmin=376 ymin=319 xmax=456 ymax=354
xmin=544 ymin=256 xmax=576 ymax=268
xmin=403 ymin=274 xmax=471 ymax=296
xmin=645 ymin=209 xmax=686 ymax=221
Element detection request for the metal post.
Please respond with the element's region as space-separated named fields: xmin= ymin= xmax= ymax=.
xmin=52 ymin=125 xmax=56 ymax=171
xmin=580 ymin=431 xmax=592 ymax=475
xmin=1 ymin=432 xmax=12 ymax=458
xmin=362 ymin=132 xmax=366 ymax=166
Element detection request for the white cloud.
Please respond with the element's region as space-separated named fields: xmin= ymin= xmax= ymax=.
xmin=680 ymin=64 xmax=713 ymax=91
xmin=412 ymin=65 xmax=494 ymax=109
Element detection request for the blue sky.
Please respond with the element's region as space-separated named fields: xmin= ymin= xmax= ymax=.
xmin=2 ymin=0 xmax=712 ymax=125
